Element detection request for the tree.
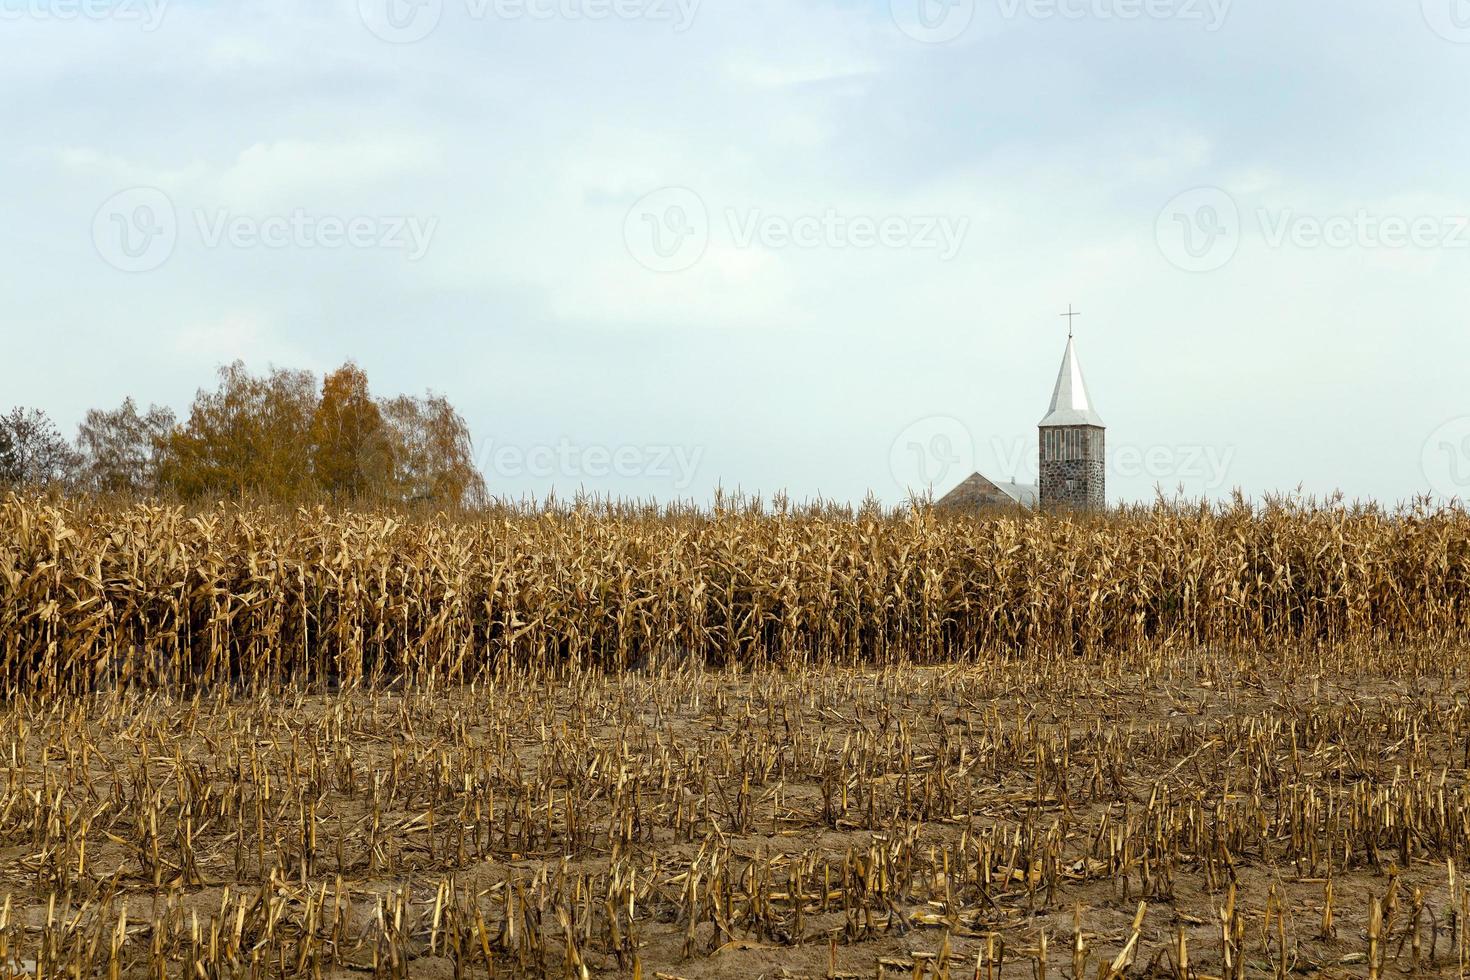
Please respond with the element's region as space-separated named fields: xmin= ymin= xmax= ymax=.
xmin=0 ymin=424 xmax=16 ymax=487
xmin=0 ymin=407 xmax=83 ymax=489
xmin=7 ymin=362 xmax=485 ymax=507
xmin=158 ymin=362 xmax=319 ymax=500
xmin=311 ymin=363 xmax=391 ymax=501
xmin=76 ymin=398 xmax=176 ymax=495
xmin=381 ymin=392 xmax=487 ymax=507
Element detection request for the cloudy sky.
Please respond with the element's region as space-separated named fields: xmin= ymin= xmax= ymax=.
xmin=3 ymin=0 xmax=1468 ymax=505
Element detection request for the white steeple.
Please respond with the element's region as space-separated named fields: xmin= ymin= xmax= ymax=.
xmin=1038 ymin=336 xmax=1104 ymax=428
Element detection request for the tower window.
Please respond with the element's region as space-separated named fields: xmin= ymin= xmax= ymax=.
xmin=1042 ymin=427 xmax=1105 ymax=463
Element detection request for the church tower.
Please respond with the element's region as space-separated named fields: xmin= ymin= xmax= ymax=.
xmin=1038 ymin=324 xmax=1105 ymax=511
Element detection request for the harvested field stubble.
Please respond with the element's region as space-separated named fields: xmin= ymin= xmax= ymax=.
xmin=1 ymin=497 xmax=1469 ymax=691
xmin=4 ymin=646 xmax=1470 ymax=977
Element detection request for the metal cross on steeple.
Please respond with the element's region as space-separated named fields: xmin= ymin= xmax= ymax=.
xmin=1060 ymin=304 xmax=1081 ymax=338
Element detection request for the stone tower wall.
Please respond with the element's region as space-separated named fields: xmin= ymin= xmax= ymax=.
xmin=1038 ymin=427 xmax=1106 ymax=510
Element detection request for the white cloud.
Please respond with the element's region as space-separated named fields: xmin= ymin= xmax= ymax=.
xmin=724 ymin=52 xmax=879 ymax=89
xmin=171 ymin=313 xmax=317 ymax=373
xmin=213 ymin=139 xmax=444 ymax=208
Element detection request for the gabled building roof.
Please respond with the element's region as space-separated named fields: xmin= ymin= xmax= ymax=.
xmin=937 ymin=472 xmax=1038 ymax=510
xmin=993 ymin=479 xmax=1039 ymax=508
xmin=1039 ymin=336 xmax=1104 ymax=428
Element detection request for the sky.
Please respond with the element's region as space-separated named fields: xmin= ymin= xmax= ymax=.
xmin=2 ymin=0 xmax=1468 ymax=506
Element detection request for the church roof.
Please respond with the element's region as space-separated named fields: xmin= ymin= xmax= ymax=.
xmin=937 ymin=472 xmax=1038 ymax=510
xmin=1039 ymin=336 xmax=1104 ymax=428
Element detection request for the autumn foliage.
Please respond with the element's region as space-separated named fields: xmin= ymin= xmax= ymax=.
xmin=2 ymin=361 xmax=485 ymax=507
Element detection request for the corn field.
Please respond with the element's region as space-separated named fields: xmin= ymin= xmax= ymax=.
xmin=1 ymin=496 xmax=1469 ymax=694
xmin=7 ymin=496 xmax=1470 ymax=977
